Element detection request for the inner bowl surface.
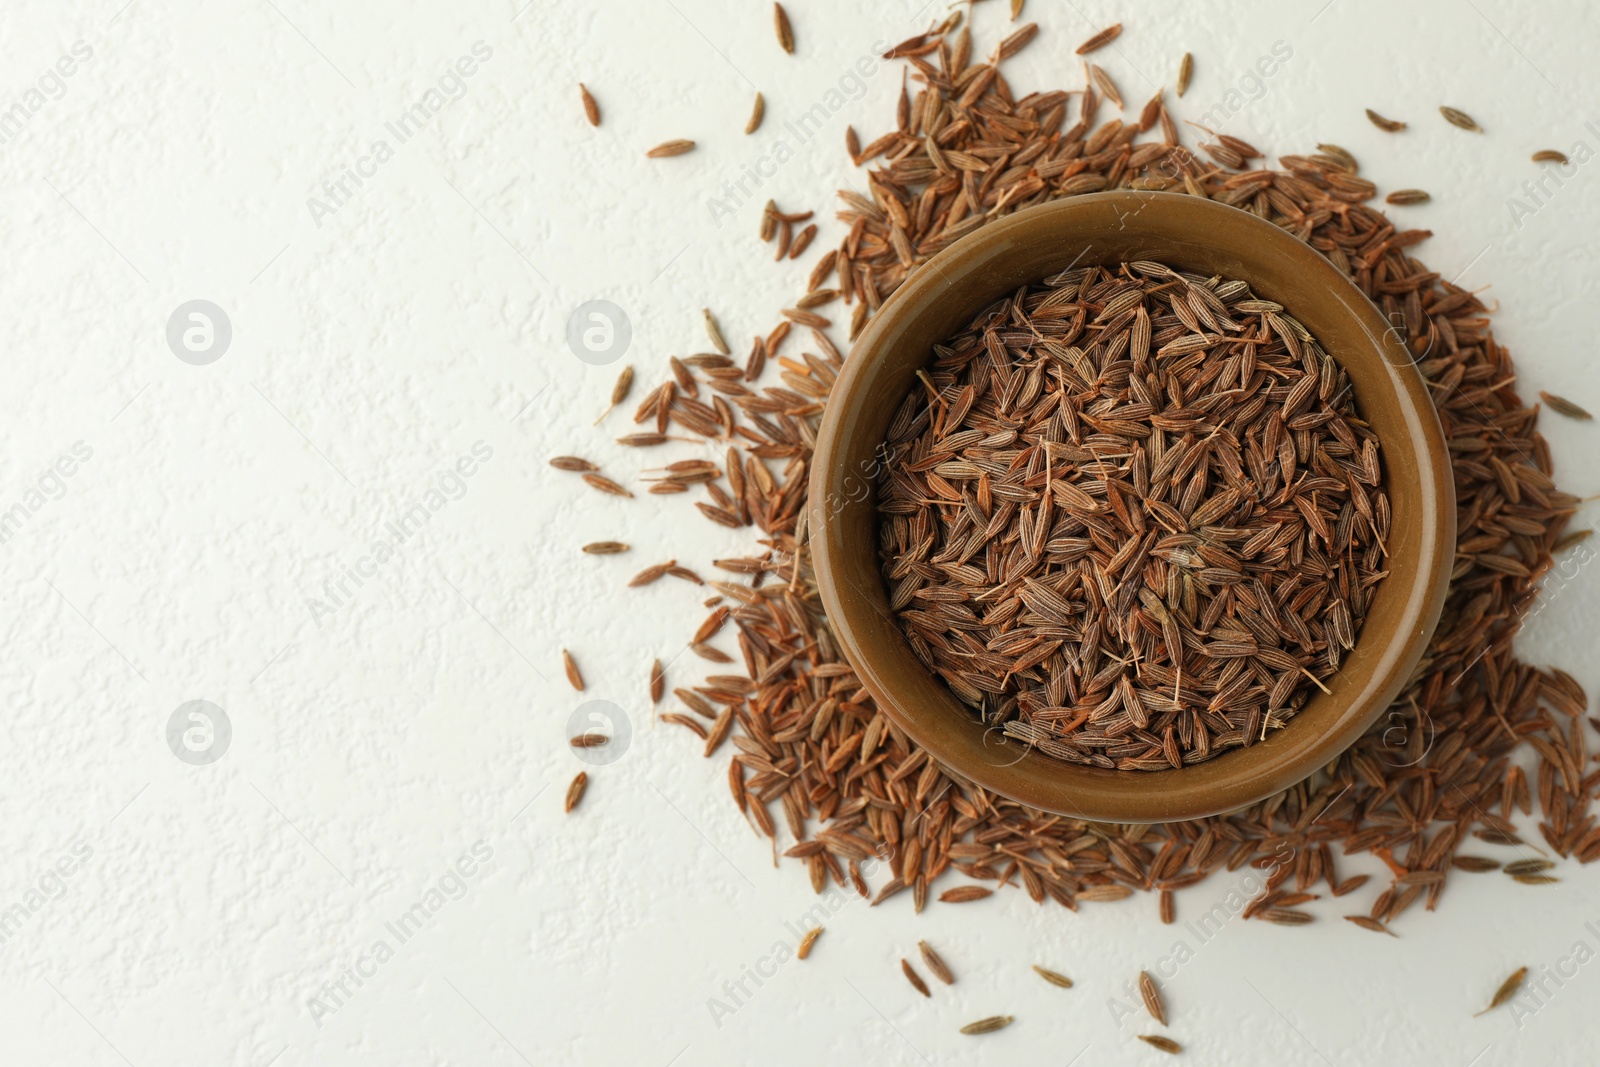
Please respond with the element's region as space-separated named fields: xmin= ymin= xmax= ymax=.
xmin=809 ymin=192 xmax=1455 ymax=822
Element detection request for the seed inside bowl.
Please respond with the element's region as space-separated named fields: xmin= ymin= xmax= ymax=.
xmin=876 ymin=260 xmax=1389 ymax=770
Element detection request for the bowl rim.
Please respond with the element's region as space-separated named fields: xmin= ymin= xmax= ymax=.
xmin=808 ymin=191 xmax=1456 ymax=821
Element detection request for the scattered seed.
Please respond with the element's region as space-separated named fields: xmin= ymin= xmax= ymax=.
xmin=562 ymin=649 xmax=584 ymax=691
xmin=939 ymin=886 xmax=993 ymax=903
xmin=703 ymin=309 xmax=730 ymax=354
xmin=570 ymin=733 xmax=608 ymax=748
xmin=919 ymin=941 xmax=955 ymax=984
xmin=1474 ymin=967 xmax=1527 ymax=1016
xmin=649 ymin=658 xmax=665 ymax=703
xmin=789 ymin=223 xmax=817 ymax=259
xmin=1316 ymin=142 xmax=1359 ymax=170
xmin=550 ymin=456 xmax=598 ymax=473
xmin=1343 ymin=915 xmax=1398 ymax=936
xmin=901 ymin=959 xmax=931 ymax=997
xmin=583 ymin=473 xmax=633 ymax=498
xmin=797 ymin=927 xmax=822 ymax=959
xmin=564 ymin=771 xmax=588 ymax=813
xmin=1140 ymin=971 xmax=1166 ymax=1025
xmin=773 ymin=2 xmax=794 ymax=53
xmin=745 ymin=92 xmax=765 ymax=135
xmin=1554 ymin=529 xmax=1592 ymax=553
xmin=1139 ymin=1035 xmax=1182 ymax=1054
xmin=1513 ymin=874 xmax=1560 ymax=885
xmin=1540 ymin=392 xmax=1592 ymax=420
xmin=582 ymin=541 xmax=630 ymax=555
xmin=1532 ymin=149 xmax=1569 ymax=164
xmin=1504 ymin=859 xmax=1555 ymax=876
xmin=1365 ymin=108 xmax=1405 ymax=132
xmin=1010 ymin=0 xmax=1024 ymax=19
xmin=1032 ymin=965 xmax=1073 ymax=988
xmin=578 ymin=83 xmax=600 ymax=127
xmin=629 ymin=561 xmax=675 ymax=587
xmin=595 ymin=364 xmax=635 ymax=424
xmin=647 ymin=139 xmax=696 ymax=158
xmin=1440 ymin=106 xmax=1482 ymax=131
xmin=1176 ymin=52 xmax=1192 ymax=96
xmin=1089 ymin=63 xmax=1122 ymax=108
xmin=960 ymin=1016 xmax=1014 ymax=1035
xmin=1452 ymin=856 xmax=1501 ymax=872
xmin=662 ymin=712 xmax=707 ymax=739
xmin=1387 ymin=189 xmax=1431 ymax=205
xmin=1076 ymin=23 xmax=1122 ymax=54
xmin=997 ymin=22 xmax=1038 ymax=60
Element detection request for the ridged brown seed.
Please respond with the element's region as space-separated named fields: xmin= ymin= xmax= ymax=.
xmin=773 ymin=3 xmax=794 ymax=53
xmin=564 ymin=772 xmax=588 ymax=813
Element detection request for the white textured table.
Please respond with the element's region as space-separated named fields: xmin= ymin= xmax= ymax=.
xmin=2 ymin=0 xmax=1597 ymax=1063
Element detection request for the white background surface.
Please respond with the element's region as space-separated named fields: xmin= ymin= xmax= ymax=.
xmin=1 ymin=0 xmax=1598 ymax=1064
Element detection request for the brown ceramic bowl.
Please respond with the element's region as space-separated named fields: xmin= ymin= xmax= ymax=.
xmin=809 ymin=191 xmax=1455 ymax=822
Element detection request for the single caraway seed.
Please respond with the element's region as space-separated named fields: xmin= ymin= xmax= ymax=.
xmin=583 ymin=473 xmax=633 ymax=498
xmin=1139 ymin=1035 xmax=1182 ymax=1054
xmin=662 ymin=713 xmax=707 ymax=739
xmin=649 ymin=658 xmax=665 ymax=703
xmin=629 ymin=561 xmax=675 ymax=587
xmin=549 ymin=456 xmax=598 ymax=472
xmin=1440 ymin=106 xmax=1482 ymax=131
xmin=582 ymin=541 xmax=630 ymax=555
xmin=797 ymin=927 xmax=822 ymax=959
xmin=562 ymin=649 xmax=584 ymax=691
xmin=595 ymin=364 xmax=635 ymax=424
xmin=1474 ymin=967 xmax=1527 ymax=1015
xmin=919 ymin=941 xmax=955 ymax=984
xmin=960 ymin=1016 xmax=1014 ymax=1035
xmin=647 ymin=139 xmax=696 ymax=158
xmin=1505 ymin=859 xmax=1557 ymax=876
xmin=1160 ymin=889 xmax=1175 ymax=924
xmin=570 ymin=733 xmax=608 ymax=748
xmin=578 ymin=83 xmax=600 ymax=127
xmin=1176 ymin=52 xmax=1192 ymax=96
xmin=1090 ymin=63 xmax=1122 ymax=108
xmin=564 ymin=772 xmax=587 ymax=813
xmin=745 ymin=92 xmax=765 ymax=134
xmin=1076 ymin=23 xmax=1122 ymax=54
xmin=1365 ymin=108 xmax=1406 ymax=131
xmin=789 ymin=223 xmax=817 ymax=259
xmin=998 ymin=22 xmax=1039 ymax=59
xmin=773 ymin=3 xmax=794 ymax=53
xmin=1032 ymin=965 xmax=1073 ymax=988
xmin=1533 ymin=149 xmax=1569 ymax=164
xmin=1554 ymin=529 xmax=1592 ymax=553
xmin=1140 ymin=972 xmax=1166 ymax=1025
xmin=1010 ymin=0 xmax=1024 ymax=19
xmin=939 ymin=886 xmax=993 ymax=903
xmin=703 ymin=309 xmax=730 ymax=354
xmin=1387 ymin=189 xmax=1431 ymax=205
xmin=1539 ymin=391 xmax=1593 ymax=420
xmin=901 ymin=959 xmax=931 ymax=997
xmin=1343 ymin=915 xmax=1398 ymax=936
